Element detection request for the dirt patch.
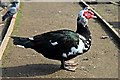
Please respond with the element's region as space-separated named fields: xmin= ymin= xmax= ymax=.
xmin=90 ymin=3 xmax=120 ymax=34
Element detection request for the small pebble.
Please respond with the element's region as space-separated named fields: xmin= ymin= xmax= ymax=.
xmin=58 ymin=11 xmax=62 ymax=13
xmin=71 ymin=15 xmax=74 ymax=17
xmin=35 ymin=30 xmax=37 ymax=33
xmin=93 ymin=66 xmax=96 ymax=69
xmin=100 ymin=36 xmax=109 ymax=39
xmin=81 ymin=66 xmax=85 ymax=69
xmin=82 ymin=57 xmax=89 ymax=61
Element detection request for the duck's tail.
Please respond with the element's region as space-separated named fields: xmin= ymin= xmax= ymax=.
xmin=11 ymin=36 xmax=34 ymax=48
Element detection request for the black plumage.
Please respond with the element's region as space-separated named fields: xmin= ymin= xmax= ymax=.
xmin=11 ymin=21 xmax=92 ymax=71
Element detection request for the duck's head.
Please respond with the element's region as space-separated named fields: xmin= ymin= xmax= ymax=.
xmin=76 ymin=20 xmax=91 ymax=40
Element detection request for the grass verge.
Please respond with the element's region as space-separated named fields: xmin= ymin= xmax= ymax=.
xmin=2 ymin=3 xmax=23 ymax=66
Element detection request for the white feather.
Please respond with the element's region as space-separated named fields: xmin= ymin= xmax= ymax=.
xmin=86 ymin=41 xmax=89 ymax=44
xmin=16 ymin=45 xmax=25 ymax=48
xmin=51 ymin=42 xmax=58 ymax=46
xmin=68 ymin=39 xmax=85 ymax=56
xmin=62 ymin=53 xmax=67 ymax=58
xmin=49 ymin=40 xmax=58 ymax=46
xmin=29 ymin=37 xmax=34 ymax=40
xmin=68 ymin=52 xmax=74 ymax=56
xmin=78 ymin=34 xmax=86 ymax=40
xmin=77 ymin=40 xmax=85 ymax=53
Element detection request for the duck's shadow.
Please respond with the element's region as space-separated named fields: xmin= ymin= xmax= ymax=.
xmin=2 ymin=64 xmax=60 ymax=77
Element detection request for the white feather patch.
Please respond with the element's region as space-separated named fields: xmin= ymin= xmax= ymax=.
xmin=89 ymin=38 xmax=92 ymax=41
xmin=29 ymin=37 xmax=34 ymax=40
xmin=68 ymin=39 xmax=85 ymax=56
xmin=16 ymin=45 xmax=25 ymax=48
xmin=78 ymin=34 xmax=86 ymax=40
xmin=86 ymin=41 xmax=89 ymax=44
xmin=49 ymin=40 xmax=58 ymax=46
xmin=62 ymin=53 xmax=67 ymax=58
xmin=68 ymin=52 xmax=74 ymax=56
xmin=51 ymin=42 xmax=58 ymax=46
xmin=77 ymin=40 xmax=85 ymax=53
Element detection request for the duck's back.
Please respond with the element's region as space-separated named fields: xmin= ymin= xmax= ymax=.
xmin=31 ymin=30 xmax=80 ymax=60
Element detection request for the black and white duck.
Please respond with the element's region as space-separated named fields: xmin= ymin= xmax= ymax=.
xmin=11 ymin=10 xmax=96 ymax=71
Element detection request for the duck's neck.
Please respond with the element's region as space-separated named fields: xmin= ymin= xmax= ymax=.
xmin=76 ymin=22 xmax=91 ymax=40
xmin=76 ymin=22 xmax=92 ymax=53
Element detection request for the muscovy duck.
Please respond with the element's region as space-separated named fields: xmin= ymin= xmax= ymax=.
xmin=11 ymin=21 xmax=92 ymax=71
xmin=11 ymin=7 xmax=96 ymax=71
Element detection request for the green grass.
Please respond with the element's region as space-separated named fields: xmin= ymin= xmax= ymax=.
xmin=2 ymin=3 xmax=23 ymax=65
xmin=12 ymin=2 xmax=23 ymax=35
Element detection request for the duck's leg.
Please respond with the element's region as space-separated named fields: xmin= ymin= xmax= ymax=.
xmin=60 ymin=59 xmax=65 ymax=69
xmin=60 ymin=59 xmax=78 ymax=72
xmin=65 ymin=60 xmax=78 ymax=66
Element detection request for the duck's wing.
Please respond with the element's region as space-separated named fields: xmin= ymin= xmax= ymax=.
xmin=28 ymin=30 xmax=84 ymax=60
xmin=32 ymin=30 xmax=79 ymax=46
